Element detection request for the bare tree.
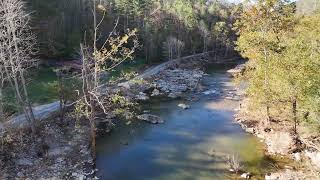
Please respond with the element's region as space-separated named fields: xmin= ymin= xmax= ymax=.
xmin=199 ymin=20 xmax=210 ymax=53
xmin=76 ymin=1 xmax=139 ymax=160
xmin=0 ymin=47 xmax=7 ymax=122
xmin=0 ymin=0 xmax=38 ymax=134
xmin=163 ymin=36 xmax=185 ymax=60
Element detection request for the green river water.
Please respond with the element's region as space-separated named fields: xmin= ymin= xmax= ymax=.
xmin=96 ymin=66 xmax=290 ymax=180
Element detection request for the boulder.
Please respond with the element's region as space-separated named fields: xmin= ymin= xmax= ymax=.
xmin=137 ymin=114 xmax=164 ymax=124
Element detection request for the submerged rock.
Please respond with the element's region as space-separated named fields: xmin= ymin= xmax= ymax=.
xmin=203 ymin=89 xmax=218 ymax=95
xmin=137 ymin=114 xmax=164 ymax=124
xmin=168 ymin=92 xmax=182 ymax=99
xmin=178 ymin=103 xmax=190 ymax=110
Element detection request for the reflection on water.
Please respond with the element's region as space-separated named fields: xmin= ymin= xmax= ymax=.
xmin=96 ymin=66 xmax=287 ymax=180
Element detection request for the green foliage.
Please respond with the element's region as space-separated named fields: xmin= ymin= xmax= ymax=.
xmin=165 ymin=0 xmax=197 ymax=28
xmin=109 ymin=94 xmax=137 ymax=120
xmin=273 ymin=12 xmax=320 ymax=122
xmin=28 ymin=0 xmax=88 ymax=58
xmin=2 ymin=66 xmax=81 ymax=114
xmin=235 ymin=0 xmax=295 ymax=119
xmin=235 ymin=1 xmax=320 ymax=128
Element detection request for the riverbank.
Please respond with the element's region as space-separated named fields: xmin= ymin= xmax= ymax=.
xmin=229 ymin=65 xmax=320 ymax=179
xmin=1 ymin=52 xmax=233 ymax=179
xmin=0 ymin=115 xmax=94 ymax=179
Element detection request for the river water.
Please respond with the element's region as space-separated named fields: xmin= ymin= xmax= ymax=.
xmin=96 ymin=65 xmax=284 ymax=180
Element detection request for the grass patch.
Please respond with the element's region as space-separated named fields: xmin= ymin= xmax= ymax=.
xmin=3 ymin=58 xmax=147 ymax=114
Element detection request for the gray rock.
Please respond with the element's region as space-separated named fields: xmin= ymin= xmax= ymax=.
xmin=137 ymin=114 xmax=164 ymax=124
xmin=16 ymin=158 xmax=34 ymax=166
xmin=153 ymin=69 xmax=204 ymax=97
xmin=17 ymin=172 xmax=24 ymax=177
xmin=135 ymin=92 xmax=149 ymax=101
xmin=178 ymin=103 xmax=190 ymax=110
xmin=151 ymin=89 xmax=161 ymax=97
xmin=168 ymin=92 xmax=182 ymax=99
xmin=203 ymin=90 xmax=218 ymax=95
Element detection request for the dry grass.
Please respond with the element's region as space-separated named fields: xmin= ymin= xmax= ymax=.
xmin=227 ymin=154 xmax=242 ymax=174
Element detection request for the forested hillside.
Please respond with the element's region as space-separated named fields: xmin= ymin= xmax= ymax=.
xmin=28 ymin=0 xmax=241 ymax=61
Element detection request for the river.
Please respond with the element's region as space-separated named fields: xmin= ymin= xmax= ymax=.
xmin=96 ymin=65 xmax=284 ymax=180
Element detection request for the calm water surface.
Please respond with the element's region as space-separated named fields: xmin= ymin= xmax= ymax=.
xmin=96 ymin=67 xmax=283 ymax=180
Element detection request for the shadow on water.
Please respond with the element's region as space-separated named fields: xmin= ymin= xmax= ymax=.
xmin=96 ymin=64 xmax=289 ymax=180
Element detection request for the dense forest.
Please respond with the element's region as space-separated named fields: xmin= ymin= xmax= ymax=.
xmin=28 ymin=0 xmax=241 ymax=60
xmin=0 ymin=0 xmax=320 ymax=179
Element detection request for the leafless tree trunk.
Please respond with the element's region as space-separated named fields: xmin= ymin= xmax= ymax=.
xmin=0 ymin=0 xmax=38 ymax=134
xmin=76 ymin=1 xmax=139 ymax=161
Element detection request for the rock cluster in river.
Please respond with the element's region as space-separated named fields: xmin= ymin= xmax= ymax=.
xmin=152 ymin=69 xmax=204 ymax=98
xmin=137 ymin=114 xmax=164 ymax=124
